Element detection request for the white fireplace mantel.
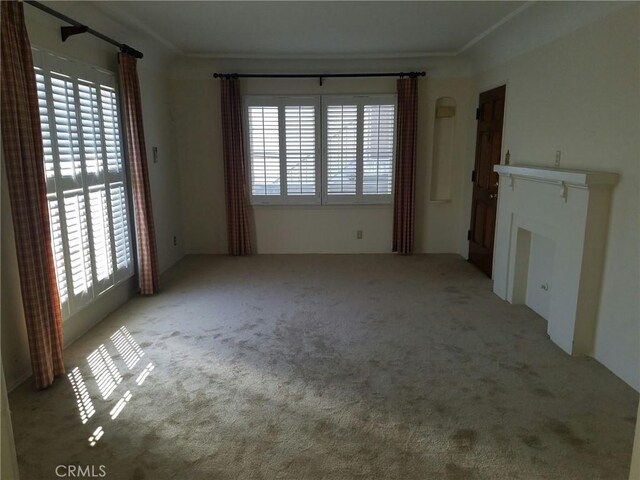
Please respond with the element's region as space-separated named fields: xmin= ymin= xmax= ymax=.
xmin=492 ymin=164 xmax=618 ymax=356
xmin=495 ymin=164 xmax=618 ymax=192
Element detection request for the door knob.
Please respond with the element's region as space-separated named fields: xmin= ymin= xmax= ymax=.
xmin=489 ymin=193 xmax=497 ymax=199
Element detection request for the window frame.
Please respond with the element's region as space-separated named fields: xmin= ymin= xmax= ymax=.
xmin=243 ymin=94 xmax=397 ymax=207
xmin=32 ymin=47 xmax=135 ymax=320
xmin=322 ymin=94 xmax=397 ymax=206
xmin=243 ymin=95 xmax=322 ymax=206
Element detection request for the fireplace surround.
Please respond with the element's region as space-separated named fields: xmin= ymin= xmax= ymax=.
xmin=492 ymin=164 xmax=618 ymax=355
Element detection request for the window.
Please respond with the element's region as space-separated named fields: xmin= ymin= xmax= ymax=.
xmin=323 ymin=95 xmax=396 ymax=204
xmin=245 ymin=96 xmax=320 ymax=204
xmin=33 ymin=48 xmax=134 ymax=319
xmin=244 ymin=95 xmax=396 ymax=205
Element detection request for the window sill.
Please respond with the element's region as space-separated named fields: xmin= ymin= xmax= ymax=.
xmin=250 ymin=203 xmax=393 ymax=209
xmin=61 ymin=271 xmax=135 ymax=322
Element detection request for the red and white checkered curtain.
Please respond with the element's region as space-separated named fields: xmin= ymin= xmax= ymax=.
xmin=392 ymin=78 xmax=419 ymax=254
xmin=220 ymin=78 xmax=252 ymax=256
xmin=1 ymin=1 xmax=65 ymax=389
xmin=118 ymin=53 xmax=160 ymax=295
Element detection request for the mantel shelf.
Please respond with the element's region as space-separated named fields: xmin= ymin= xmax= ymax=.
xmin=494 ymin=164 xmax=619 ymax=188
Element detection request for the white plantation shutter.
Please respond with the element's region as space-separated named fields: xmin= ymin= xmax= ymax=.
xmin=323 ymin=95 xmax=396 ymax=204
xmin=32 ymin=48 xmax=134 ymax=319
xmin=285 ymin=104 xmax=318 ymax=196
xmin=325 ymin=104 xmax=358 ymax=196
xmin=64 ymin=192 xmax=93 ymax=298
xmin=243 ymin=95 xmax=394 ymax=205
xmin=248 ymin=105 xmax=280 ymax=196
xmin=100 ymin=86 xmax=124 ymax=174
xmin=78 ymin=81 xmax=103 ymax=175
xmin=51 ymin=74 xmax=82 ymax=179
xmin=35 ymin=70 xmax=55 ymax=181
xmin=88 ymin=186 xmax=114 ymax=282
xmin=245 ymin=97 xmax=320 ymax=204
xmin=363 ymin=104 xmax=395 ymax=195
xmin=46 ymin=195 xmax=68 ymax=307
xmin=110 ymin=183 xmax=132 ymax=274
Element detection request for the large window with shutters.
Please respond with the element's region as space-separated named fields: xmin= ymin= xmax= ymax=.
xmin=244 ymin=95 xmax=395 ymax=205
xmin=33 ymin=48 xmax=134 ymax=320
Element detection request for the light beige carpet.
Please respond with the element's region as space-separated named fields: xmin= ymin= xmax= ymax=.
xmin=9 ymin=254 xmax=638 ymax=479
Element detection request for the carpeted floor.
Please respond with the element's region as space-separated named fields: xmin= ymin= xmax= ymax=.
xmin=9 ymin=254 xmax=638 ymax=479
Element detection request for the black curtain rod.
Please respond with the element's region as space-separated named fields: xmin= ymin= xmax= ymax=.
xmin=25 ymin=1 xmax=143 ymax=59
xmin=213 ymin=71 xmax=425 ymax=86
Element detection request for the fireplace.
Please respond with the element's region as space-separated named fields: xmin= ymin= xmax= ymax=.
xmin=492 ymin=165 xmax=618 ymax=355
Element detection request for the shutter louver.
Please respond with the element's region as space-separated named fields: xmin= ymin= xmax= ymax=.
xmin=110 ymin=183 xmax=132 ymax=271
xmin=363 ymin=104 xmax=395 ymax=195
xmin=100 ymin=86 xmax=123 ymax=175
xmin=47 ymin=195 xmax=68 ymax=306
xmin=64 ymin=192 xmax=93 ymax=296
xmin=89 ymin=186 xmax=114 ymax=282
xmin=326 ymin=105 xmax=358 ymax=195
xmin=35 ymin=70 xmax=55 ymax=181
xmin=248 ymin=106 xmax=280 ymax=195
xmin=51 ymin=74 xmax=81 ymax=178
xmin=78 ymin=81 xmax=103 ymax=175
xmin=285 ymin=105 xmax=316 ymax=195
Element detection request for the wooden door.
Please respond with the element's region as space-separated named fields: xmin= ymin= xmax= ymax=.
xmin=468 ymin=85 xmax=506 ymax=277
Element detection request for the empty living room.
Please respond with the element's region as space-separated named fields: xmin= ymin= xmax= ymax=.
xmin=1 ymin=1 xmax=639 ymax=479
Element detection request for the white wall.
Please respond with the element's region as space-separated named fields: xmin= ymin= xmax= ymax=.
xmin=465 ymin=4 xmax=640 ymax=390
xmin=170 ymin=57 xmax=474 ymax=254
xmin=1 ymin=2 xmax=184 ymax=389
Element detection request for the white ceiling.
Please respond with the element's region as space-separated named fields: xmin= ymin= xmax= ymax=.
xmin=95 ymin=1 xmax=528 ymax=58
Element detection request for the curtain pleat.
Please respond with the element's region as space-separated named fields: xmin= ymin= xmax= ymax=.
xmin=118 ymin=53 xmax=160 ymax=295
xmin=1 ymin=1 xmax=65 ymax=389
xmin=220 ymin=78 xmax=252 ymax=255
xmin=392 ymin=77 xmax=419 ymax=254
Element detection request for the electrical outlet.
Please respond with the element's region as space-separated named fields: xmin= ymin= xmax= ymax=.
xmin=555 ymin=150 xmax=561 ymax=167
xmin=153 ymin=146 xmax=159 ymax=163
xmin=356 ymin=230 xmax=363 ymax=239
xmin=173 ymin=236 xmax=177 ymax=246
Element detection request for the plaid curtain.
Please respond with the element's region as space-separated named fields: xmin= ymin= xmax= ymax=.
xmin=118 ymin=53 xmax=160 ymax=295
xmin=220 ymin=78 xmax=252 ymax=255
xmin=1 ymin=1 xmax=65 ymax=389
xmin=393 ymin=77 xmax=419 ymax=254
